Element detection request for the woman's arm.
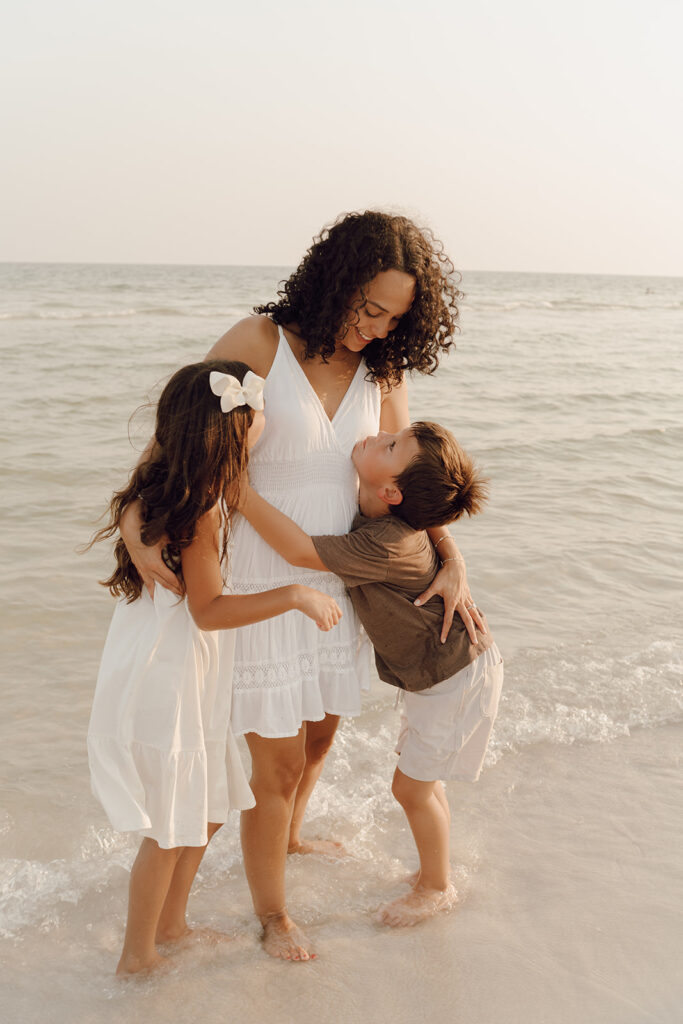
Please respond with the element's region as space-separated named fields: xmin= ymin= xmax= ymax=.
xmin=120 ymin=316 xmax=280 ymax=596
xmin=182 ymin=506 xmax=340 ymax=631
xmin=120 ymin=490 xmax=181 ymax=596
xmin=379 ymin=378 xmax=410 ymax=433
xmin=416 ymin=528 xmax=486 ymax=644
xmin=239 ymin=486 xmax=329 ymax=572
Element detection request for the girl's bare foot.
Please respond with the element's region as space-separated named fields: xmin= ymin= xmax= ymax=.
xmin=260 ymin=911 xmax=317 ymax=961
xmin=116 ymin=950 xmax=167 ymax=976
xmin=375 ymin=882 xmax=458 ymax=928
xmin=288 ymin=838 xmax=349 ymax=858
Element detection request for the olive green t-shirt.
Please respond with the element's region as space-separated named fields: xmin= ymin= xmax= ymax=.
xmin=313 ymin=513 xmax=493 ymax=692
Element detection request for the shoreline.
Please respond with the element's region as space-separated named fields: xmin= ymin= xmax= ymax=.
xmin=1 ymin=721 xmax=681 ymax=1024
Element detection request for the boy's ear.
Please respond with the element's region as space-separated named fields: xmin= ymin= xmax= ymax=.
xmin=377 ymin=484 xmax=403 ymax=507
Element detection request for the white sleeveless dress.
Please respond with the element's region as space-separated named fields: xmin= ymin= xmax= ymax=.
xmin=228 ymin=327 xmax=382 ymax=738
xmin=88 ymin=585 xmax=254 ymax=849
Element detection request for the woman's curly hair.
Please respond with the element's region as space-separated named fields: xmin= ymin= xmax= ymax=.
xmin=88 ymin=360 xmax=256 ymax=602
xmin=254 ymin=210 xmax=462 ymax=386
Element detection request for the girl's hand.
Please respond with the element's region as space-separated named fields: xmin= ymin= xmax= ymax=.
xmin=119 ymin=501 xmax=183 ymax=597
xmin=414 ymin=557 xmax=487 ymax=645
xmin=293 ymin=586 xmax=343 ymax=632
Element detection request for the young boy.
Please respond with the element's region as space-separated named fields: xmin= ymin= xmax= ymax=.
xmin=240 ymin=422 xmax=503 ymax=927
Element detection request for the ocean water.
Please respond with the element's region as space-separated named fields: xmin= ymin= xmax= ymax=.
xmin=0 ymin=263 xmax=681 ymax=1023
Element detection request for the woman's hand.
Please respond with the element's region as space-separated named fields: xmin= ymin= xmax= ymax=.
xmin=414 ymin=557 xmax=487 ymax=644
xmin=293 ymin=586 xmax=343 ymax=632
xmin=119 ymin=500 xmax=183 ymax=597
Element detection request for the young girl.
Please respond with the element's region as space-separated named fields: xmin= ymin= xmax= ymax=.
xmin=88 ymin=360 xmax=341 ymax=974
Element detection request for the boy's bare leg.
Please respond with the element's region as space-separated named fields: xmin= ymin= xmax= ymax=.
xmin=288 ymin=714 xmax=347 ymax=857
xmin=406 ymin=781 xmax=450 ymax=886
xmin=155 ymin=823 xmax=228 ymax=945
xmin=117 ymin=838 xmax=181 ymax=975
xmin=434 ymin=780 xmax=451 ymax=825
xmin=377 ymin=769 xmax=457 ymax=928
xmin=242 ymin=730 xmax=317 ymax=961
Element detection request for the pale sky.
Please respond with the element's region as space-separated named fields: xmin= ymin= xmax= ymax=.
xmin=2 ymin=0 xmax=681 ymax=274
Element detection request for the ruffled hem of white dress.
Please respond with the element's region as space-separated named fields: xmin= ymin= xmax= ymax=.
xmin=88 ymin=734 xmax=255 ymax=849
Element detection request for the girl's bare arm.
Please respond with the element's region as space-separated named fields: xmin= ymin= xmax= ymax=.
xmin=182 ymin=506 xmax=339 ymax=631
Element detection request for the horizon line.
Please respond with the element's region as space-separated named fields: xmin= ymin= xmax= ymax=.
xmin=0 ymin=259 xmax=681 ymax=280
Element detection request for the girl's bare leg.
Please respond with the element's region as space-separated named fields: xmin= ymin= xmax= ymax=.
xmin=155 ymin=822 xmax=226 ymax=944
xmin=242 ymin=730 xmax=317 ymax=961
xmin=288 ymin=713 xmax=346 ymax=856
xmin=377 ymin=769 xmax=457 ymax=928
xmin=117 ymin=838 xmax=182 ymax=975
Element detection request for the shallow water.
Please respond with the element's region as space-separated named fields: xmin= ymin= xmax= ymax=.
xmin=0 ymin=264 xmax=681 ymax=1022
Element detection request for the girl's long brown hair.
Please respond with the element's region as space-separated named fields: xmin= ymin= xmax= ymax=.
xmin=90 ymin=360 xmax=256 ymax=602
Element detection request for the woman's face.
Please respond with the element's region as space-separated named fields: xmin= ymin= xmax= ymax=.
xmin=339 ymin=269 xmax=415 ymax=353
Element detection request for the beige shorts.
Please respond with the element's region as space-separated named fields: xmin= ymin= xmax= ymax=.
xmin=395 ymin=644 xmax=503 ymax=783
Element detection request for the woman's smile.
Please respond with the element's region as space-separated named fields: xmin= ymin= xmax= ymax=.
xmin=340 ymin=269 xmax=416 ymax=353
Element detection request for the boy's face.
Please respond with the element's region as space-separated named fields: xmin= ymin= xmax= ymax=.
xmin=352 ymin=427 xmax=419 ymax=498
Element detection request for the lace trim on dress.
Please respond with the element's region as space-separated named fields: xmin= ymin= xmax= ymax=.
xmin=234 ymin=642 xmax=360 ymax=691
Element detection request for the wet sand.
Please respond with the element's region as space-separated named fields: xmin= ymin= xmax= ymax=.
xmin=1 ymin=722 xmax=680 ymax=1024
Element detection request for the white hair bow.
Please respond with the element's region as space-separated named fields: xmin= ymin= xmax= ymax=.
xmin=209 ymin=370 xmax=265 ymax=413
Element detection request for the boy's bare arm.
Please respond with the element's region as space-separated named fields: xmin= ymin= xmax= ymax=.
xmin=240 ymin=486 xmax=328 ymax=572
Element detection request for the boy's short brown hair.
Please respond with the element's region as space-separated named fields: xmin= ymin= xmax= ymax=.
xmin=391 ymin=421 xmax=488 ymax=530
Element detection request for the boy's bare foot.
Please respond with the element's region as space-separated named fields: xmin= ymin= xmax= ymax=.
xmin=155 ymin=925 xmax=232 ymax=947
xmin=288 ymin=838 xmax=349 ymax=858
xmin=116 ymin=951 xmax=167 ymax=976
xmin=375 ymin=882 xmax=458 ymax=928
xmin=260 ymin=911 xmax=317 ymax=962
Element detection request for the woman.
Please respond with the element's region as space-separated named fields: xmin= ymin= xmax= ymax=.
xmin=122 ymin=210 xmax=484 ymax=961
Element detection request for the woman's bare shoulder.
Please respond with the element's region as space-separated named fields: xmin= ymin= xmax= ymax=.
xmin=205 ymin=315 xmax=279 ymax=377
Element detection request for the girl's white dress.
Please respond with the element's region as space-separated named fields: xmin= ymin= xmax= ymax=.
xmin=88 ymin=585 xmax=254 ymax=849
xmin=228 ymin=327 xmax=382 ymax=738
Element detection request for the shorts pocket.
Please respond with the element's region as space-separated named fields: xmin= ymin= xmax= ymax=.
xmin=480 ymin=658 xmax=504 ymax=718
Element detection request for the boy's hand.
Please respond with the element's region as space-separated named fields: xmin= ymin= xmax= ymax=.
xmin=414 ymin=558 xmax=487 ymax=644
xmin=293 ymin=586 xmax=343 ymax=632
